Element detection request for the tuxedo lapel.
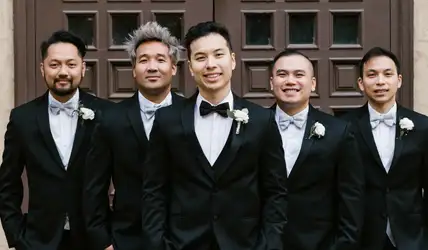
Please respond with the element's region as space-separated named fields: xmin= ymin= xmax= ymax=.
xmin=36 ymin=93 xmax=66 ymax=169
xmin=127 ymin=93 xmax=149 ymax=148
xmin=357 ymin=105 xmax=387 ymax=172
xmin=181 ymin=94 xmax=215 ymax=181
xmin=288 ymin=105 xmax=315 ymax=179
xmin=389 ymin=106 xmax=405 ymax=172
xmin=68 ymin=91 xmax=93 ymax=167
xmin=214 ymin=95 xmax=246 ymax=180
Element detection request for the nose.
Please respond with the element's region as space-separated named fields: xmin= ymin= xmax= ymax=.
xmin=205 ymin=55 xmax=216 ymax=69
xmin=147 ymin=60 xmax=158 ymax=72
xmin=58 ymin=65 xmax=69 ymax=77
xmin=377 ymin=74 xmax=387 ymax=85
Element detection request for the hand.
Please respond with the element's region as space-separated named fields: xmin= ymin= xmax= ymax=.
xmin=105 ymin=245 xmax=114 ymax=250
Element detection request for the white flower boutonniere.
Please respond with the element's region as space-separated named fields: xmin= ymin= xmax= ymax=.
xmin=309 ymin=122 xmax=325 ymax=139
xmin=399 ymin=117 xmax=414 ymax=138
xmin=227 ymin=108 xmax=249 ymax=135
xmin=73 ymin=103 xmax=95 ymax=121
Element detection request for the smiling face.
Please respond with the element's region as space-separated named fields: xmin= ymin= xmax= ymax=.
xmin=358 ymin=55 xmax=402 ymax=108
xmin=270 ymin=54 xmax=315 ymax=110
xmin=40 ymin=42 xmax=85 ymax=99
xmin=188 ymin=33 xmax=236 ymax=99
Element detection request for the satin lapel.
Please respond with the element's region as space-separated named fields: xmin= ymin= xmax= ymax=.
xmin=181 ymin=94 xmax=215 ymax=181
xmin=288 ymin=106 xmax=315 ymax=180
xmin=36 ymin=93 xmax=65 ymax=169
xmin=389 ymin=106 xmax=405 ymax=172
xmin=127 ymin=93 xmax=149 ymax=148
xmin=68 ymin=91 xmax=93 ymax=167
xmin=214 ymin=95 xmax=246 ymax=180
xmin=357 ymin=106 xmax=386 ymax=172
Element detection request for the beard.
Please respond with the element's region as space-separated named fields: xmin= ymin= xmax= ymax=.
xmin=45 ymin=76 xmax=81 ymax=97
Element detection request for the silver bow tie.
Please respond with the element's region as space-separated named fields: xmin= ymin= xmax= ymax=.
xmin=370 ymin=113 xmax=395 ymax=129
xmin=49 ymin=102 xmax=75 ymax=117
xmin=278 ymin=116 xmax=306 ymax=130
xmin=142 ymin=104 xmax=165 ymax=119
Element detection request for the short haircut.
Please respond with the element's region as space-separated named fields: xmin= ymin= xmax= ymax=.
xmin=359 ymin=47 xmax=401 ymax=77
xmin=184 ymin=21 xmax=233 ymax=59
xmin=40 ymin=30 xmax=87 ymax=60
xmin=270 ymin=49 xmax=314 ymax=76
xmin=124 ymin=21 xmax=183 ymax=66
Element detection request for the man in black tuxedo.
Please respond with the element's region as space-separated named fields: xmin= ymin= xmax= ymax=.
xmin=269 ymin=49 xmax=364 ymax=250
xmin=0 ymin=30 xmax=112 ymax=250
xmin=141 ymin=21 xmax=287 ymax=250
xmin=83 ymin=22 xmax=185 ymax=250
xmin=342 ymin=47 xmax=428 ymax=250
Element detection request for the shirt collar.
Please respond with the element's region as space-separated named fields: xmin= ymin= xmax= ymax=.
xmin=196 ymin=90 xmax=234 ymax=112
xmin=48 ymin=88 xmax=79 ymax=109
xmin=138 ymin=91 xmax=172 ymax=111
xmin=275 ymin=104 xmax=309 ymax=123
xmin=368 ymin=102 xmax=397 ymax=120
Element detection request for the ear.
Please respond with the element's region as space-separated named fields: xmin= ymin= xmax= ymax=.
xmin=397 ymin=74 xmax=403 ymax=89
xmin=269 ymin=76 xmax=273 ymax=91
xmin=311 ymin=76 xmax=317 ymax=92
xmin=357 ymin=77 xmax=365 ymax=92
xmin=231 ymin=52 xmax=236 ymax=70
xmin=81 ymin=61 xmax=86 ymax=78
xmin=188 ymin=60 xmax=194 ymax=76
xmin=40 ymin=62 xmax=45 ymax=77
xmin=172 ymin=63 xmax=177 ymax=76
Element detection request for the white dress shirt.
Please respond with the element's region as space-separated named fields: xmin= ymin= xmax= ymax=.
xmin=368 ymin=102 xmax=397 ymax=246
xmin=139 ymin=91 xmax=172 ymax=139
xmin=275 ymin=105 xmax=308 ymax=176
xmin=48 ymin=89 xmax=79 ymax=230
xmin=194 ymin=91 xmax=233 ymax=166
xmin=48 ymin=89 xmax=79 ymax=169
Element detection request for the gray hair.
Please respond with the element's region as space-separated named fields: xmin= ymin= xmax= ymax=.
xmin=125 ymin=21 xmax=183 ymax=66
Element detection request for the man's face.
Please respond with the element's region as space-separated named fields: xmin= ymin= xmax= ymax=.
xmin=270 ymin=54 xmax=315 ymax=107
xmin=358 ymin=55 xmax=402 ymax=105
xmin=188 ymin=33 xmax=236 ymax=94
xmin=40 ymin=42 xmax=85 ymax=97
xmin=133 ymin=41 xmax=176 ymax=95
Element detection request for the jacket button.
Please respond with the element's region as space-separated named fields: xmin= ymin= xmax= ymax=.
xmin=213 ymin=215 xmax=218 ymax=220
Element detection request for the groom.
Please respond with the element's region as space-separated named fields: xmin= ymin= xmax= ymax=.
xmin=141 ymin=21 xmax=287 ymax=250
xmin=0 ymin=30 xmax=112 ymax=250
xmin=270 ymin=49 xmax=364 ymax=250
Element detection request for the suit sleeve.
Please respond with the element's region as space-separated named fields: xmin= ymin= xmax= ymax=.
xmin=335 ymin=123 xmax=365 ymax=250
xmin=259 ymin=111 xmax=288 ymax=250
xmin=141 ymin=111 xmax=171 ymax=250
xmin=0 ymin=110 xmax=25 ymax=248
xmin=422 ymin=127 xmax=428 ymax=225
xmin=83 ymin=119 xmax=113 ymax=250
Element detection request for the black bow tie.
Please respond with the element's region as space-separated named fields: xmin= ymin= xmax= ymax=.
xmin=199 ymin=100 xmax=230 ymax=118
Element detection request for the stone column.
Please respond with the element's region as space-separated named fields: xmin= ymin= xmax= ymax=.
xmin=0 ymin=0 xmax=15 ymax=249
xmin=414 ymin=0 xmax=428 ymax=114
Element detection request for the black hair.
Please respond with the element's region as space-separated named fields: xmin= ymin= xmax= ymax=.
xmin=40 ymin=30 xmax=87 ymax=60
xmin=359 ymin=46 xmax=401 ymax=78
xmin=184 ymin=21 xmax=233 ymax=59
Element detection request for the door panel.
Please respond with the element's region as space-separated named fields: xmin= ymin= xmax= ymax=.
xmin=214 ymin=0 xmax=407 ymax=115
xmin=34 ymin=0 xmax=213 ymax=101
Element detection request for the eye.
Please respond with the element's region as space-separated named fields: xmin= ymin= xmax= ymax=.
xmin=68 ymin=63 xmax=76 ymax=67
xmin=215 ymin=53 xmax=224 ymax=57
xmin=158 ymin=58 xmax=166 ymax=63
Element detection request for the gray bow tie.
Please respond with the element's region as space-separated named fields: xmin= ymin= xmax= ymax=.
xmin=142 ymin=104 xmax=166 ymax=119
xmin=370 ymin=113 xmax=395 ymax=129
xmin=279 ymin=115 xmax=306 ymax=130
xmin=49 ymin=102 xmax=75 ymax=117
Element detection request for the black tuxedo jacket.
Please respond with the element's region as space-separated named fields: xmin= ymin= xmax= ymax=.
xmin=0 ymin=90 xmax=112 ymax=250
xmin=83 ymin=92 xmax=184 ymax=250
xmin=342 ymin=104 xmax=428 ymax=250
xmin=273 ymin=105 xmax=364 ymax=250
xmin=141 ymin=93 xmax=288 ymax=250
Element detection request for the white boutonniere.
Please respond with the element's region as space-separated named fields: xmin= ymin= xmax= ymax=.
xmin=399 ymin=117 xmax=414 ymax=138
xmin=309 ymin=122 xmax=325 ymax=139
xmin=227 ymin=108 xmax=249 ymax=134
xmin=73 ymin=103 xmax=95 ymax=121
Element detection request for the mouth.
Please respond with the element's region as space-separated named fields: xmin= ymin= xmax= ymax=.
xmin=374 ymin=89 xmax=389 ymax=94
xmin=203 ymin=73 xmax=222 ymax=82
xmin=55 ymin=80 xmax=72 ymax=85
xmin=282 ymin=88 xmax=300 ymax=93
xmin=146 ymin=76 xmax=161 ymax=81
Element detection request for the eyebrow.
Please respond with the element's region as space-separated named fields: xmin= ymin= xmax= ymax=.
xmin=137 ymin=53 xmax=167 ymax=59
xmin=194 ymin=48 xmax=225 ymax=56
xmin=275 ymin=69 xmax=305 ymax=74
